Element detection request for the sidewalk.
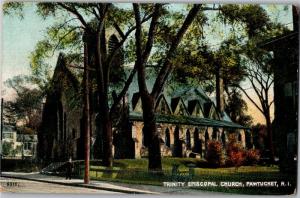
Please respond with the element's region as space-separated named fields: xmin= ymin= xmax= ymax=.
xmin=1 ymin=172 xmax=218 ymax=195
xmin=1 ymin=172 xmax=157 ymax=194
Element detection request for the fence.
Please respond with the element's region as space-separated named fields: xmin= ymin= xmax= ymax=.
xmin=72 ymin=163 xmax=195 ymax=182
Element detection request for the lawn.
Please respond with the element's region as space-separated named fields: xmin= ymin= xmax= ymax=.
xmin=74 ymin=158 xmax=296 ymax=195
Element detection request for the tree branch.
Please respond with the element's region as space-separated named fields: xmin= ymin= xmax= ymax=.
xmin=236 ymin=84 xmax=264 ymax=114
xmin=133 ymin=3 xmax=148 ymax=94
xmin=110 ymin=67 xmax=137 ymax=115
xmin=57 ymin=3 xmax=89 ymax=28
xmin=51 ymin=26 xmax=80 ymax=56
xmin=151 ymin=4 xmax=202 ymax=99
xmin=142 ymin=4 xmax=161 ymax=61
xmin=106 ymin=13 xmax=154 ymax=68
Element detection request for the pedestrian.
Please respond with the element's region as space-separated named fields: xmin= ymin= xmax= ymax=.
xmin=65 ymin=157 xmax=73 ymax=180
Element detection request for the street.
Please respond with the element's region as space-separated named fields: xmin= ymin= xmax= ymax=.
xmin=0 ymin=172 xmax=223 ymax=195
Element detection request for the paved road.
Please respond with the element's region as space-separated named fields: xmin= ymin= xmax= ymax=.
xmin=0 ymin=177 xmax=122 ymax=194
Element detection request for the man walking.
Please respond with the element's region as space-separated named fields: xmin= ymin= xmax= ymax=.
xmin=65 ymin=157 xmax=73 ymax=180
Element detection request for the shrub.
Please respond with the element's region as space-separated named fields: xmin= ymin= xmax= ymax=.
xmin=244 ymin=149 xmax=260 ymax=165
xmin=2 ymin=141 xmax=13 ymax=156
xmin=206 ymin=140 xmax=224 ymax=168
xmin=226 ymin=140 xmax=245 ymax=168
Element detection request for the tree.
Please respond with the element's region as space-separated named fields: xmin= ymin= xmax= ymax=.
xmin=236 ymin=47 xmax=275 ymax=160
xmin=175 ymin=5 xmax=288 ymax=162
xmin=225 ymin=88 xmax=253 ymax=127
xmin=131 ymin=4 xmax=277 ymax=170
xmin=132 ymin=4 xmax=201 ymax=170
xmin=4 ymin=75 xmax=43 ymax=130
xmin=235 ymin=24 xmax=287 ymax=161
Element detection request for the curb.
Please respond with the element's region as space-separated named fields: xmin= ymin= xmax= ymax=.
xmin=1 ymin=175 xmax=156 ymax=194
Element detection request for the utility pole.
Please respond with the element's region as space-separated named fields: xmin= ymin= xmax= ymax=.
xmin=1 ymin=98 xmax=3 ymax=176
xmin=83 ymin=32 xmax=91 ymax=184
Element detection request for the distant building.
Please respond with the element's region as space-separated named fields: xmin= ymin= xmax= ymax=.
xmin=2 ymin=125 xmax=37 ymax=158
xmin=2 ymin=125 xmax=20 ymax=150
xmin=38 ymin=54 xmax=248 ymax=162
xmin=17 ymin=134 xmax=38 ymax=158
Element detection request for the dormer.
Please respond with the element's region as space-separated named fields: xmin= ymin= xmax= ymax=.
xmin=204 ymin=102 xmax=220 ymax=120
xmin=155 ymin=94 xmax=172 ymax=115
xmin=171 ymin=97 xmax=189 ymax=116
xmin=132 ymin=92 xmax=142 ymax=113
xmin=188 ymin=100 xmax=204 ymax=117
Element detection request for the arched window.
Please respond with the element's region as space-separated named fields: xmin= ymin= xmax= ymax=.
xmin=221 ymin=131 xmax=226 ymax=145
xmin=193 ymin=128 xmax=200 ymax=153
xmin=212 ymin=128 xmax=217 ymax=140
xmin=174 ymin=126 xmax=182 ymax=157
xmin=57 ymin=101 xmax=63 ymax=141
xmin=238 ymin=132 xmax=242 ymax=141
xmin=64 ymin=113 xmax=67 ymax=141
xmin=142 ymin=127 xmax=149 ymax=147
xmin=205 ymin=129 xmax=209 ymax=143
xmin=186 ymin=130 xmax=191 ymax=150
xmin=165 ymin=128 xmax=170 ymax=147
xmin=174 ymin=126 xmax=180 ymax=143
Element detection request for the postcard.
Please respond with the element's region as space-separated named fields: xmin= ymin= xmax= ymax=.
xmin=0 ymin=1 xmax=298 ymax=195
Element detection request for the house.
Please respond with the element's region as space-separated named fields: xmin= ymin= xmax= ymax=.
xmin=17 ymin=134 xmax=38 ymax=158
xmin=2 ymin=125 xmax=21 ymax=150
xmin=2 ymin=125 xmax=37 ymax=158
xmin=38 ymin=53 xmax=249 ymax=162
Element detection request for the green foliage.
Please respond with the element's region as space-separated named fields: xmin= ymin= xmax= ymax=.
xmin=3 ymin=2 xmax=24 ymax=18
xmin=108 ymin=35 xmax=126 ymax=84
xmin=36 ymin=2 xmax=57 ymax=18
xmin=225 ymin=88 xmax=253 ymax=127
xmin=4 ymin=76 xmax=43 ymax=129
xmin=219 ymin=5 xmax=270 ymax=37
xmin=2 ymin=141 xmax=14 ymax=156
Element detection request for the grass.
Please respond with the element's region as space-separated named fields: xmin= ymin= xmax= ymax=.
xmin=74 ymin=158 xmax=296 ymax=195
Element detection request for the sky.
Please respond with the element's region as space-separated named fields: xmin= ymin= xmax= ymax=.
xmin=1 ymin=3 xmax=294 ymax=124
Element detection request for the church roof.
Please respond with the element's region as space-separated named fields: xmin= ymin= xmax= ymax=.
xmin=129 ymin=112 xmax=248 ymax=129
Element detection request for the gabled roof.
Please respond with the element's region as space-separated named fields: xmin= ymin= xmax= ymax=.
xmin=51 ymin=53 xmax=79 ymax=92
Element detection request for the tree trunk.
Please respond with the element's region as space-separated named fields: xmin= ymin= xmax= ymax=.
xmin=141 ymin=93 xmax=162 ymax=171
xmin=101 ymin=101 xmax=113 ymax=167
xmin=88 ymin=29 xmax=113 ymax=168
xmin=265 ymin=110 xmax=274 ymax=162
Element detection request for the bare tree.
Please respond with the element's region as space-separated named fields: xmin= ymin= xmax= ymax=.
xmin=237 ymin=53 xmax=274 ymax=160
